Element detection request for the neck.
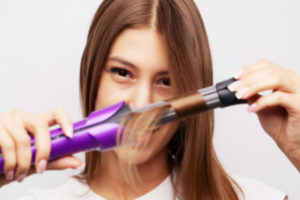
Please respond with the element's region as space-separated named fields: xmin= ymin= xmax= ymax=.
xmin=89 ymin=148 xmax=170 ymax=200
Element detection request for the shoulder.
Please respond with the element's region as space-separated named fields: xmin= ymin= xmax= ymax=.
xmin=16 ymin=177 xmax=103 ymax=200
xmin=232 ymin=175 xmax=287 ymax=200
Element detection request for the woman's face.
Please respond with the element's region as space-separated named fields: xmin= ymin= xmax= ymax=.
xmin=95 ymin=28 xmax=179 ymax=164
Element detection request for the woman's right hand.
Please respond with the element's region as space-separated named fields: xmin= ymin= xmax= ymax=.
xmin=0 ymin=109 xmax=83 ymax=187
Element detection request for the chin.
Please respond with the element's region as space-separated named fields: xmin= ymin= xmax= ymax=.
xmin=114 ymin=147 xmax=154 ymax=165
xmin=113 ymin=124 xmax=176 ymax=165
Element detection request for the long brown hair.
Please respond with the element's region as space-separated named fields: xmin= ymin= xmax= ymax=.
xmin=79 ymin=0 xmax=241 ymax=199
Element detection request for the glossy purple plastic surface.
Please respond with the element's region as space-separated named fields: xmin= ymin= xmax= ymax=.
xmin=0 ymin=101 xmax=126 ymax=174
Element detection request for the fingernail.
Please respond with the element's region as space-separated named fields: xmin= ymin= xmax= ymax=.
xmin=248 ymin=103 xmax=257 ymax=112
xmin=66 ymin=126 xmax=73 ymax=138
xmin=6 ymin=170 xmax=14 ymax=181
xmin=37 ymin=159 xmax=47 ymax=174
xmin=17 ymin=173 xmax=26 ymax=182
xmin=236 ymin=87 xmax=251 ymax=99
xmin=228 ymin=81 xmax=241 ymax=92
xmin=233 ymin=69 xmax=244 ymax=79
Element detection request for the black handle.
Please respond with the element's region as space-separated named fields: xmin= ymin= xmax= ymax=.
xmin=216 ymin=78 xmax=247 ymax=107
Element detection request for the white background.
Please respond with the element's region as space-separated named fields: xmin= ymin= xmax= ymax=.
xmin=0 ymin=0 xmax=299 ymax=199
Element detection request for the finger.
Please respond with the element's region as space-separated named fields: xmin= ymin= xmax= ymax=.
xmin=231 ymin=68 xmax=297 ymax=100
xmin=248 ymin=91 xmax=299 ymax=113
xmin=1 ymin=117 xmax=32 ymax=182
xmin=238 ymin=71 xmax=288 ymax=100
xmin=24 ymin=117 xmax=50 ymax=174
xmin=233 ymin=59 xmax=270 ymax=79
xmin=46 ymin=155 xmax=83 ymax=170
xmin=42 ymin=108 xmax=73 ymax=138
xmin=229 ymin=60 xmax=273 ymax=92
xmin=17 ymin=155 xmax=83 ymax=180
xmin=1 ymin=113 xmax=32 ymax=181
xmin=0 ymin=123 xmax=16 ymax=181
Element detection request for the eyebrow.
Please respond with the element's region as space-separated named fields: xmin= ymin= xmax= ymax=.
xmin=108 ymin=56 xmax=137 ymax=70
xmin=108 ymin=56 xmax=169 ymax=75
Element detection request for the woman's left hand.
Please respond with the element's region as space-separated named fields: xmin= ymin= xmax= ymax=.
xmin=228 ymin=59 xmax=300 ymax=172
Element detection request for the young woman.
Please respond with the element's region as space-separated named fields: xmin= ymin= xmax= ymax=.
xmin=0 ymin=0 xmax=299 ymax=199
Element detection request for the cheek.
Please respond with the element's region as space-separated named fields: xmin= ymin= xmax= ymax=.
xmin=153 ymin=121 xmax=179 ymax=149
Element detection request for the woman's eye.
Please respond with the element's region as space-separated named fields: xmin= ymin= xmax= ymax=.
xmin=110 ymin=67 xmax=132 ymax=78
xmin=158 ymin=78 xmax=171 ymax=87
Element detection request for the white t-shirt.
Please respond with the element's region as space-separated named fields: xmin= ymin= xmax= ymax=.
xmin=16 ymin=175 xmax=286 ymax=200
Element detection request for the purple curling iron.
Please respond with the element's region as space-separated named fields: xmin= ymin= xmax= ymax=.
xmin=0 ymin=78 xmax=246 ymax=174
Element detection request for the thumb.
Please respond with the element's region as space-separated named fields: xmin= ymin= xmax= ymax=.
xmin=47 ymin=155 xmax=83 ymax=170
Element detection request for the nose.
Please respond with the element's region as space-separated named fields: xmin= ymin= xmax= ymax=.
xmin=128 ymin=81 xmax=153 ymax=109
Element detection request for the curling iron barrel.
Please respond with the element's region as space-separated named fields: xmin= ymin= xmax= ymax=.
xmin=158 ymin=78 xmax=247 ymax=124
xmin=0 ymin=78 xmax=246 ymax=174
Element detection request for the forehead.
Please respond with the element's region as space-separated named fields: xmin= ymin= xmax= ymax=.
xmin=108 ymin=28 xmax=169 ymax=71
